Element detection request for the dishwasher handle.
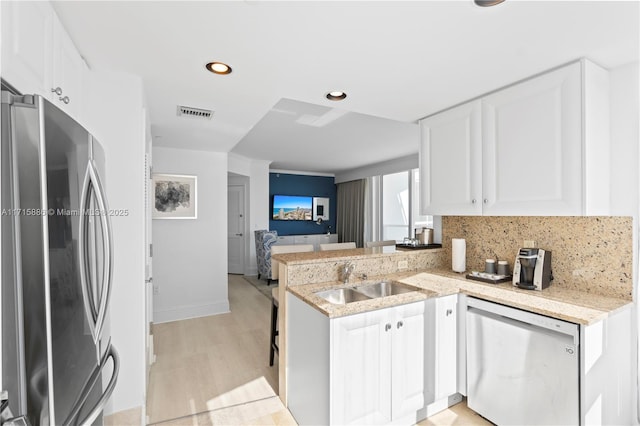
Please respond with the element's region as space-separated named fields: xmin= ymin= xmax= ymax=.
xmin=467 ymin=305 xmax=579 ymax=346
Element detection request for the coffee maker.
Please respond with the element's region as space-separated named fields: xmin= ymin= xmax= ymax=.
xmin=512 ymin=248 xmax=553 ymax=290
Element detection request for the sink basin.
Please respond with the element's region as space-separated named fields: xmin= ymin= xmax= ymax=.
xmin=353 ymin=281 xmax=418 ymax=298
xmin=315 ymin=288 xmax=372 ymax=305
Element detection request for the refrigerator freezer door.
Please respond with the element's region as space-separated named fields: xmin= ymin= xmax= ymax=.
xmin=2 ymin=92 xmax=115 ymax=425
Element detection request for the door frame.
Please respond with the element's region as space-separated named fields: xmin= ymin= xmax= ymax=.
xmin=227 ymin=174 xmax=250 ymax=275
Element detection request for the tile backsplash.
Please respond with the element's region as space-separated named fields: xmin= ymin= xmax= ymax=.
xmin=442 ymin=216 xmax=633 ymax=300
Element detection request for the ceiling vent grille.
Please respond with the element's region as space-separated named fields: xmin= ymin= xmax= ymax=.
xmin=177 ymin=105 xmax=213 ymax=120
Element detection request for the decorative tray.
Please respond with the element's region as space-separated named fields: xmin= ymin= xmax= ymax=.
xmin=466 ymin=271 xmax=512 ymax=284
xmin=395 ymin=243 xmax=442 ymax=250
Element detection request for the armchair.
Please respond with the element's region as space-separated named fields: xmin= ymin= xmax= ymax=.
xmin=254 ymin=230 xmax=278 ymax=284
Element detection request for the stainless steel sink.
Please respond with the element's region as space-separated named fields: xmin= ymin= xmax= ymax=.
xmin=353 ymin=281 xmax=418 ymax=298
xmin=315 ymin=288 xmax=372 ymax=305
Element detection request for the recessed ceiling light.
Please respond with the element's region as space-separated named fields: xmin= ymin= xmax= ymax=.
xmin=206 ymin=61 xmax=232 ymax=75
xmin=326 ymin=91 xmax=347 ymax=101
xmin=474 ymin=0 xmax=505 ymax=6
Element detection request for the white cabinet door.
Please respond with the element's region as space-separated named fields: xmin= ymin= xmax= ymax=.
xmin=293 ymin=234 xmax=314 ymax=245
xmin=420 ymin=100 xmax=482 ymax=215
xmin=391 ymin=301 xmax=425 ymax=419
xmin=434 ymin=294 xmax=457 ymax=400
xmin=51 ymin=14 xmax=86 ymax=121
xmin=331 ymin=309 xmax=392 ymax=425
xmin=315 ymin=233 xmax=338 ymax=250
xmin=274 ymin=235 xmax=295 ymax=245
xmin=1 ymin=2 xmax=86 ymax=123
xmin=1 ymin=1 xmax=54 ymax=96
xmin=482 ymin=62 xmax=582 ymax=215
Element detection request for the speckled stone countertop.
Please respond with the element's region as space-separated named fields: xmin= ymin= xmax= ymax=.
xmin=288 ymin=269 xmax=633 ymax=325
xmin=272 ymin=246 xmax=440 ymax=265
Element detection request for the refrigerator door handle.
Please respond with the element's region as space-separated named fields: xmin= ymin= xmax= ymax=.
xmin=62 ymin=344 xmax=119 ymax=426
xmin=78 ymin=159 xmax=114 ymax=350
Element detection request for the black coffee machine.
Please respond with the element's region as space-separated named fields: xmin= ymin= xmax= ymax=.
xmin=512 ymin=248 xmax=553 ymax=291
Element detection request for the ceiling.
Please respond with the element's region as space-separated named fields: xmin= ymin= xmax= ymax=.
xmin=53 ymin=1 xmax=639 ymax=175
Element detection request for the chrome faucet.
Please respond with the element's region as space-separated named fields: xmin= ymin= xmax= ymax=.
xmin=342 ymin=261 xmax=355 ymax=284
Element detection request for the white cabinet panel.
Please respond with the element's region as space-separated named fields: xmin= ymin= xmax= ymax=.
xmin=434 ymin=294 xmax=457 ymax=400
xmin=332 ymin=309 xmax=392 ymax=425
xmin=293 ymin=234 xmax=313 ymax=245
xmin=51 ymin=15 xmax=87 ymax=121
xmin=1 ymin=1 xmax=54 ymax=95
xmin=419 ymin=59 xmax=609 ymax=216
xmin=1 ymin=2 xmax=87 ymax=123
xmin=482 ymin=62 xmax=582 ymax=215
xmin=274 ymin=235 xmax=295 ymax=245
xmin=420 ymin=100 xmax=482 ymax=215
xmin=391 ymin=301 xmax=425 ymax=419
xmin=289 ymin=296 xmax=425 ymax=425
xmin=274 ymin=233 xmax=338 ymax=250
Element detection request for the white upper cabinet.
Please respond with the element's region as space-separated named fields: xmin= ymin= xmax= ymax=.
xmin=419 ymin=59 xmax=610 ymax=216
xmin=1 ymin=1 xmax=54 ymax=95
xmin=51 ymin=14 xmax=86 ymax=121
xmin=419 ymin=100 xmax=482 ymax=215
xmin=2 ymin=1 xmax=87 ymax=122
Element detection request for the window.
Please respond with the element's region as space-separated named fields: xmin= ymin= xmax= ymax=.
xmin=375 ymin=169 xmax=432 ymax=243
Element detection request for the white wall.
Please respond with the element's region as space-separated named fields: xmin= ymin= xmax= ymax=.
xmin=335 ymin=154 xmax=418 ymax=184
xmin=85 ymin=71 xmax=146 ymax=416
xmin=228 ymin=153 xmax=270 ymax=275
xmin=153 ymin=147 xmax=229 ymax=323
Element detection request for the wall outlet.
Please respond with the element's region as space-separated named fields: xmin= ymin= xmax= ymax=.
xmin=398 ymin=260 xmax=408 ymax=270
xmin=524 ymin=240 xmax=537 ymax=248
xmin=153 ymin=284 xmax=159 ymax=295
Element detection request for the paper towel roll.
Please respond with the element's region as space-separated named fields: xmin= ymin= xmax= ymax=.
xmin=452 ymin=238 xmax=466 ymax=272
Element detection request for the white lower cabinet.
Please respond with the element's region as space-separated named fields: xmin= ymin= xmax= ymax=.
xmin=274 ymin=233 xmax=338 ymax=251
xmin=287 ymin=294 xmax=424 ymax=426
xmin=422 ymin=294 xmax=459 ymax=414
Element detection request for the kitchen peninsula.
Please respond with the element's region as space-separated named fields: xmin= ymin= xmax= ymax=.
xmin=274 ymin=216 xmax=634 ymax=425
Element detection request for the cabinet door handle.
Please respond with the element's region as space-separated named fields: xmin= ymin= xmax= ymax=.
xmin=59 ymin=96 xmax=70 ymax=104
xmin=483 ymin=199 xmax=488 ymax=204
xmin=235 ymin=233 xmax=243 ymax=236
xmin=397 ymin=321 xmax=404 ymax=329
xmin=51 ymin=87 xmax=63 ymax=96
xmin=385 ymin=323 xmax=391 ymax=332
xmin=446 ymin=309 xmax=453 ymax=316
xmin=471 ymin=199 xmax=477 ymax=204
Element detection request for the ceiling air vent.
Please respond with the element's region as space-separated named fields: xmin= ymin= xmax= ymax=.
xmin=177 ymin=105 xmax=213 ymax=120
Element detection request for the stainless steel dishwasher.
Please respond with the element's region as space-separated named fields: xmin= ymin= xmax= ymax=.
xmin=466 ymin=297 xmax=579 ymax=425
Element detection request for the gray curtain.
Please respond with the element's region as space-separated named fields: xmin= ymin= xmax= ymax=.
xmin=336 ymin=179 xmax=366 ymax=248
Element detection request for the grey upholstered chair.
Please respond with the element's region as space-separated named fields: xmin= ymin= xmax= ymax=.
xmin=254 ymin=230 xmax=268 ymax=279
xmin=254 ymin=230 xmax=278 ymax=284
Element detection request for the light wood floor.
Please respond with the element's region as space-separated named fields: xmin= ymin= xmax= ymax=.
xmin=146 ymin=274 xmax=295 ymax=425
xmin=146 ymin=274 xmax=490 ymax=425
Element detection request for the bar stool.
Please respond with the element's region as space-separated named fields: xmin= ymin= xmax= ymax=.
xmin=269 ymin=287 xmax=279 ymax=366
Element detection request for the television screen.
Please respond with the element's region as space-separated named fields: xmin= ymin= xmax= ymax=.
xmin=272 ymin=195 xmax=313 ymax=221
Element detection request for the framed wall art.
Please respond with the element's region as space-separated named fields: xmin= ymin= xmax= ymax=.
xmin=152 ymin=173 xmax=197 ymax=219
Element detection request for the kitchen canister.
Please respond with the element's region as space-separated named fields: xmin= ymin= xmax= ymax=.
xmin=452 ymin=238 xmax=466 ymax=273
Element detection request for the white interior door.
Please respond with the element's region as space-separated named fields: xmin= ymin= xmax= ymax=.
xmin=227 ymin=185 xmax=245 ymax=274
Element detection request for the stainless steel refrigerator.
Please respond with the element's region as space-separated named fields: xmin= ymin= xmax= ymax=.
xmin=2 ymin=91 xmax=119 ymax=425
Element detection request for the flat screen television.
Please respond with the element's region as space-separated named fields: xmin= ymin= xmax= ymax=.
xmin=272 ymin=195 xmax=313 ymax=221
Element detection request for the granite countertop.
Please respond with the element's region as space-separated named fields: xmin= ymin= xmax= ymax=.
xmin=288 ymin=269 xmax=633 ymax=325
xmin=273 ymin=246 xmax=443 ymax=265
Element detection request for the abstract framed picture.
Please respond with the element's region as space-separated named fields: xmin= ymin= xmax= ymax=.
xmin=152 ymin=174 xmax=197 ymax=219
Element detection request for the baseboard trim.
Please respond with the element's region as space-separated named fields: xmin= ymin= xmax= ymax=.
xmin=153 ymin=300 xmax=230 ymax=323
